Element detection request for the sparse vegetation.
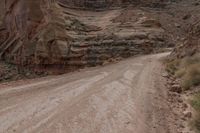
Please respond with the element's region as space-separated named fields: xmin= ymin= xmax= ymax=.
xmin=191 ymin=93 xmax=200 ymax=133
xmin=166 ymin=55 xmax=200 ymax=132
xmin=165 ymin=59 xmax=180 ymax=75
xmin=181 ymin=64 xmax=200 ymax=90
xmin=166 ymin=54 xmax=200 ymax=89
xmin=0 ymin=61 xmax=46 ymax=83
xmin=175 ymin=68 xmax=186 ymax=78
xmin=191 ymin=93 xmax=200 ymax=111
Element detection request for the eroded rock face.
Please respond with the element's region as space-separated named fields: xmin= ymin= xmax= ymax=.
xmin=0 ymin=0 xmax=169 ymax=73
xmin=0 ymin=0 xmax=5 ymax=24
xmin=0 ymin=0 xmax=70 ymax=67
xmin=58 ymin=0 xmax=169 ymax=9
xmin=171 ymin=21 xmax=200 ymax=58
xmin=58 ymin=0 xmax=134 ymax=8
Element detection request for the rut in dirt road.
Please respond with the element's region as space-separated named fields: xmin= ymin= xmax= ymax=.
xmin=0 ymin=53 xmax=176 ymax=133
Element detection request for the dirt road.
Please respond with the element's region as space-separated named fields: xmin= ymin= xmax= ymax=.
xmin=0 ymin=53 xmax=176 ymax=133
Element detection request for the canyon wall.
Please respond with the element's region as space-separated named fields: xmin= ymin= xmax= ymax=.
xmin=0 ymin=0 xmax=169 ymax=73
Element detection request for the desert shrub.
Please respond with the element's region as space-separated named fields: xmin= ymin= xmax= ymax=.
xmin=191 ymin=117 xmax=200 ymax=133
xmin=180 ymin=62 xmax=200 ymax=89
xmin=165 ymin=59 xmax=180 ymax=75
xmin=166 ymin=54 xmax=200 ymax=89
xmin=191 ymin=93 xmax=200 ymax=111
xmin=183 ymin=54 xmax=200 ymax=67
xmin=175 ymin=68 xmax=186 ymax=78
xmin=181 ymin=63 xmax=200 ymax=90
xmin=191 ymin=93 xmax=200 ymax=133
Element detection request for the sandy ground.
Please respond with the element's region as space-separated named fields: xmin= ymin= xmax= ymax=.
xmin=0 ymin=53 xmax=178 ymax=133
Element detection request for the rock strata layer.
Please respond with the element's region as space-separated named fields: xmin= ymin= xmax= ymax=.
xmin=0 ymin=0 xmax=169 ymax=73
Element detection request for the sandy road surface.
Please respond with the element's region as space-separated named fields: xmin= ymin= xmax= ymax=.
xmin=0 ymin=53 xmax=175 ymax=133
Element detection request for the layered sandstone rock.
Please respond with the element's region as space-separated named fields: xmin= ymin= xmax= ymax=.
xmin=169 ymin=0 xmax=200 ymax=59
xmin=0 ymin=0 xmax=169 ymax=73
xmin=58 ymin=0 xmax=169 ymax=9
xmin=0 ymin=0 xmax=70 ymax=66
xmin=171 ymin=21 xmax=200 ymax=58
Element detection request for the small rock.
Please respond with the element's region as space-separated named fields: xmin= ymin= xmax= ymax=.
xmin=181 ymin=116 xmax=186 ymax=121
xmin=162 ymin=72 xmax=169 ymax=78
xmin=4 ymin=75 xmax=11 ymax=80
xmin=179 ymin=123 xmax=185 ymax=128
xmin=175 ymin=79 xmax=181 ymax=83
xmin=172 ymin=80 xmax=178 ymax=85
xmin=170 ymin=77 xmax=176 ymax=81
xmin=26 ymin=72 xmax=31 ymax=76
xmin=177 ymin=98 xmax=183 ymax=103
xmin=170 ymin=84 xmax=182 ymax=93
xmin=182 ymin=14 xmax=191 ymax=20
xmin=182 ymin=103 xmax=188 ymax=109
xmin=183 ymin=111 xmax=192 ymax=118
xmin=175 ymin=23 xmax=181 ymax=28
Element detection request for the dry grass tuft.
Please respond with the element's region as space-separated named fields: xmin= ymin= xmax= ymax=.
xmin=191 ymin=93 xmax=200 ymax=133
xmin=166 ymin=54 xmax=200 ymax=90
xmin=165 ymin=59 xmax=180 ymax=75
xmin=181 ymin=64 xmax=200 ymax=90
xmin=175 ymin=68 xmax=186 ymax=78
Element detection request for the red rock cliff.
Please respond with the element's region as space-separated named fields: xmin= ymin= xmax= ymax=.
xmin=0 ymin=0 xmax=168 ymax=73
